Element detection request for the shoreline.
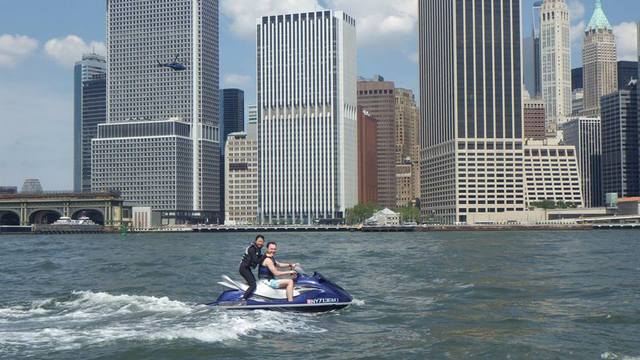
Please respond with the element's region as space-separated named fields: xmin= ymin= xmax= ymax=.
xmin=2 ymin=223 xmax=639 ymax=235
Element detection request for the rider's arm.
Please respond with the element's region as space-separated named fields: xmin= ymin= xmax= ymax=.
xmin=265 ymin=258 xmax=295 ymax=277
xmin=249 ymin=247 xmax=261 ymax=268
xmin=274 ymin=260 xmax=296 ymax=269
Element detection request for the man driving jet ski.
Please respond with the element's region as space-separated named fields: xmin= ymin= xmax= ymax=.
xmin=258 ymin=242 xmax=298 ymax=302
xmin=238 ymin=235 xmax=265 ymax=301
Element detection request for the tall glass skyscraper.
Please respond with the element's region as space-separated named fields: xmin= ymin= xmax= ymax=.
xmin=562 ymin=117 xmax=603 ymax=207
xmin=73 ymin=54 xmax=106 ymax=192
xmin=601 ymin=84 xmax=639 ymax=198
xmin=257 ymin=11 xmax=358 ymax=224
xmin=93 ymin=0 xmax=220 ymax=218
xmin=419 ymin=0 xmax=526 ymax=224
xmin=79 ymin=75 xmax=106 ymax=193
xmin=524 ymin=1 xmax=543 ymax=97
xmin=220 ymin=89 xmax=245 ymax=140
xmin=219 ymin=88 xmax=244 ymax=220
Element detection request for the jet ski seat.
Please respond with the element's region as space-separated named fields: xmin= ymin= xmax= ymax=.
xmin=218 ymin=275 xmax=300 ymax=300
xmin=254 ymin=280 xmax=300 ymax=299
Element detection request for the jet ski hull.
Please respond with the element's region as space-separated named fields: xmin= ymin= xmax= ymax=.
xmin=209 ymin=272 xmax=353 ymax=313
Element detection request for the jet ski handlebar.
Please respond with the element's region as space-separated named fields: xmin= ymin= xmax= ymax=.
xmin=293 ymin=265 xmax=307 ymax=275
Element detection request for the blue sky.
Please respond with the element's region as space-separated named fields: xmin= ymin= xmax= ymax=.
xmin=0 ymin=0 xmax=638 ymax=190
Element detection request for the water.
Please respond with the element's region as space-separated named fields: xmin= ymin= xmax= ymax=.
xmin=1 ymin=231 xmax=639 ymax=359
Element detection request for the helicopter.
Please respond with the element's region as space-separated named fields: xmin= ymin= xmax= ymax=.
xmin=157 ymin=54 xmax=187 ymax=71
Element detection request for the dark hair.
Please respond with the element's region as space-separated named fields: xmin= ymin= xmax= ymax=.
xmin=266 ymin=241 xmax=277 ymax=248
xmin=255 ymin=234 xmax=265 ymax=242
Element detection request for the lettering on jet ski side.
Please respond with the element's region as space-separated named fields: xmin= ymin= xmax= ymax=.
xmin=307 ymin=298 xmax=339 ymax=304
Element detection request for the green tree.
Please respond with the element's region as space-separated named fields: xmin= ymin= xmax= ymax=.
xmin=530 ymin=200 xmax=578 ymax=210
xmin=530 ymin=200 xmax=557 ymax=209
xmin=395 ymin=206 xmax=421 ymax=223
xmin=345 ymin=203 xmax=379 ymax=225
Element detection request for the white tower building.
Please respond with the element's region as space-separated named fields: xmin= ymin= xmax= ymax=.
xmin=541 ymin=0 xmax=572 ymax=134
xmin=257 ymin=11 xmax=358 ymax=224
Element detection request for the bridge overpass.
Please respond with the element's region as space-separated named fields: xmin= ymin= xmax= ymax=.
xmin=0 ymin=192 xmax=126 ymax=226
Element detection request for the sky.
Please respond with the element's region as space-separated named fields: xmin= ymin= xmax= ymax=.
xmin=0 ymin=0 xmax=638 ymax=190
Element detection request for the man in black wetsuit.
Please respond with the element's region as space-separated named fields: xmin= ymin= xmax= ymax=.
xmin=238 ymin=235 xmax=265 ymax=301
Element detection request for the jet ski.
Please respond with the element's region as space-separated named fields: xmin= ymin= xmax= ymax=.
xmin=208 ymin=266 xmax=353 ymax=312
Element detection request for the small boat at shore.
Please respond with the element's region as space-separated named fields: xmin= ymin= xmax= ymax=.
xmin=52 ymin=216 xmax=97 ymax=226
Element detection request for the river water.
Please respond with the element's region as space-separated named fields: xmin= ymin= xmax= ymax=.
xmin=0 ymin=231 xmax=639 ymax=359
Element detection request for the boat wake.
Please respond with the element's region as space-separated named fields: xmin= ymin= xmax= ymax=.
xmin=601 ymin=352 xmax=640 ymax=360
xmin=0 ymin=290 xmax=325 ymax=355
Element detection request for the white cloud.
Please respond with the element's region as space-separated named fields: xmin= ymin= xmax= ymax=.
xmin=223 ymin=73 xmax=252 ymax=87
xmin=44 ymin=35 xmax=105 ymax=68
xmin=329 ymin=0 xmax=418 ymax=44
xmin=220 ymin=0 xmax=418 ymax=46
xmin=570 ymin=20 xmax=586 ymax=47
xmin=221 ymin=0 xmax=321 ymax=39
xmin=613 ymin=22 xmax=638 ymax=61
xmin=568 ymin=0 xmax=587 ymax=48
xmin=0 ymin=34 xmax=38 ymax=68
xmin=568 ymin=0 xmax=586 ymax=23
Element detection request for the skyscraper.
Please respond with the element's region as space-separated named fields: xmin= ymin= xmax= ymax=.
xmin=562 ymin=117 xmax=603 ymax=207
xmin=225 ymin=131 xmax=258 ymax=225
xmin=419 ymin=0 xmax=526 ymax=224
xmin=394 ymin=88 xmax=420 ymax=205
xmin=79 ymin=75 xmax=106 ymax=193
xmin=582 ymin=0 xmax=617 ymax=116
xmin=73 ymin=54 xmax=106 ymax=192
xmin=220 ymin=89 xmax=245 ymax=139
xmin=524 ymin=1 xmax=544 ymax=97
xmin=618 ymin=61 xmax=639 ymax=90
xmin=93 ymin=0 xmax=220 ymax=218
xmin=541 ymin=0 xmax=572 ymax=133
xmin=357 ymin=77 xmax=397 ymax=208
xmin=601 ymin=83 xmax=639 ymax=198
xmin=219 ymin=88 xmax=245 ymax=220
xmin=523 ymin=37 xmax=536 ymax=97
xmin=257 ymin=11 xmax=357 ymax=224
xmin=572 ymin=67 xmax=584 ymax=91
xmin=358 ymin=107 xmax=378 ymax=205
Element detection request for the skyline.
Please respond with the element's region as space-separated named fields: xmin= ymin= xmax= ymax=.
xmin=0 ymin=0 xmax=639 ymax=190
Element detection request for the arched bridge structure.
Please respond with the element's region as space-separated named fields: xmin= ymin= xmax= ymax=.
xmin=0 ymin=192 xmax=126 ymax=226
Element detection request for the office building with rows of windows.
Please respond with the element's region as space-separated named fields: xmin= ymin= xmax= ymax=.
xmin=357 ymin=77 xmax=397 ymax=208
xmin=562 ymin=117 xmax=603 ymax=207
xmin=257 ymin=11 xmax=358 ymax=224
xmin=419 ymin=0 xmax=527 ymax=224
xmin=601 ymin=83 xmax=639 ymax=198
xmin=93 ymin=0 xmax=220 ymax=220
xmin=541 ymin=0 xmax=572 ymax=133
xmin=582 ymin=0 xmax=617 ymax=117
xmin=74 ymin=54 xmax=106 ymax=193
xmin=523 ymin=139 xmax=584 ymax=208
xmin=224 ymin=131 xmax=258 ymax=225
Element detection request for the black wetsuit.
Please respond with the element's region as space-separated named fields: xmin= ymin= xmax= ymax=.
xmin=239 ymin=243 xmax=262 ymax=300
